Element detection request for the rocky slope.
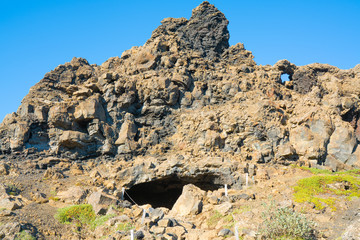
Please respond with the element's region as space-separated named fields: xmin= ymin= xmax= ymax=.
xmin=1 ymin=1 xmax=360 ymax=239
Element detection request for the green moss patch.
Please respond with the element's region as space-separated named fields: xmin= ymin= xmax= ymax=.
xmin=294 ymin=170 xmax=360 ymax=210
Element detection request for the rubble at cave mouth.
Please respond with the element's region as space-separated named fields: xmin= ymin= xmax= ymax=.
xmin=124 ymin=175 xmax=223 ymax=209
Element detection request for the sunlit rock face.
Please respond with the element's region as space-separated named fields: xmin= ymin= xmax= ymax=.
xmin=1 ymin=1 xmax=360 ymax=173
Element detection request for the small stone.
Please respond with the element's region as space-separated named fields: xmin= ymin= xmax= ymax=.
xmin=158 ymin=218 xmax=172 ymax=227
xmin=215 ymin=202 xmax=232 ymax=215
xmin=166 ymin=226 xmax=187 ymax=238
xmin=150 ymin=226 xmax=165 ymax=235
xmin=148 ymin=208 xmax=165 ymax=222
xmin=208 ymin=195 xmax=219 ymax=205
xmin=134 ymin=230 xmax=145 ymax=239
xmin=218 ymin=228 xmax=233 ymax=237
xmin=0 ymin=163 xmax=9 ymax=175
xmin=0 ymin=198 xmax=21 ymax=211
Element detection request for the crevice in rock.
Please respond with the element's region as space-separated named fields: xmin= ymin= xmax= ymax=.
xmin=124 ymin=174 xmax=222 ymax=209
xmin=25 ymin=123 xmax=50 ymax=151
xmin=342 ymin=108 xmax=360 ymax=141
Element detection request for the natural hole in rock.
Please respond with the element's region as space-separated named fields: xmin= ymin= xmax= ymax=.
xmin=281 ymin=73 xmax=290 ymax=83
xmin=124 ymin=175 xmax=223 ymax=209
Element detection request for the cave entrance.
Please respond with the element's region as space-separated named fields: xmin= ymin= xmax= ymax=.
xmin=124 ymin=174 xmax=223 ymax=209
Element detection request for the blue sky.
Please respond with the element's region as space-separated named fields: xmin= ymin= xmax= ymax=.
xmin=0 ymin=0 xmax=359 ymax=121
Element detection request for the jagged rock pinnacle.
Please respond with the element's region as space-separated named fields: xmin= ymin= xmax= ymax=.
xmin=149 ymin=1 xmax=229 ymax=60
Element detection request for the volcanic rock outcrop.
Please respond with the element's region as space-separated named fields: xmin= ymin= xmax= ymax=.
xmin=1 ymin=1 xmax=360 ymax=180
xmin=1 ymin=2 xmax=360 ymax=239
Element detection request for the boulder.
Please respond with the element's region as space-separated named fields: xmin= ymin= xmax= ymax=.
xmin=74 ymin=95 xmax=106 ymax=121
xmin=115 ymin=113 xmax=137 ymax=145
xmin=57 ymin=186 xmax=87 ymax=204
xmin=218 ymin=228 xmax=234 ymax=237
xmin=170 ymin=184 xmax=205 ymax=216
xmin=0 ymin=198 xmax=21 ymax=211
xmin=290 ymin=119 xmax=332 ymax=160
xmin=326 ymin=125 xmax=357 ymax=169
xmin=87 ymin=191 xmax=119 ymax=215
xmin=58 ymin=130 xmax=92 ymax=149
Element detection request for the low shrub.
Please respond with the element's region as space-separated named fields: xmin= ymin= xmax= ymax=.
xmin=55 ymin=204 xmax=95 ymax=227
xmin=259 ymin=202 xmax=316 ymax=240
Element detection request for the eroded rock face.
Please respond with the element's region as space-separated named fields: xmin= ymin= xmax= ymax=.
xmin=0 ymin=1 xmax=360 ymax=176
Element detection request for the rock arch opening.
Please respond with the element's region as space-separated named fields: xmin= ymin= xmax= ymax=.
xmin=124 ymin=174 xmax=223 ymax=209
xmin=281 ymin=73 xmax=291 ymax=83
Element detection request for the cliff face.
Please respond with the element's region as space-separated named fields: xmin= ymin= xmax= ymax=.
xmin=1 ymin=1 xmax=360 ymax=174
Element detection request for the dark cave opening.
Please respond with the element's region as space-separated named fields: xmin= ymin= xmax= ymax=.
xmin=124 ymin=174 xmax=223 ymax=209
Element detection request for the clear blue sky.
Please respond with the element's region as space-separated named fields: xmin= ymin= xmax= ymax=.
xmin=1 ymin=0 xmax=359 ymax=121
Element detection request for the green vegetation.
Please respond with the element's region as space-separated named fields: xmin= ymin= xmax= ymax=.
xmin=15 ymin=231 xmax=36 ymax=240
xmin=55 ymin=204 xmax=96 ymax=227
xmin=299 ymin=167 xmax=333 ymax=175
xmin=300 ymin=166 xmax=360 ymax=176
xmin=90 ymin=214 xmax=116 ymax=230
xmin=207 ymin=210 xmax=223 ymax=228
xmin=207 ymin=206 xmax=252 ymax=230
xmin=116 ymin=222 xmax=134 ymax=232
xmin=49 ymin=196 xmax=60 ymax=201
xmin=259 ymin=202 xmax=316 ymax=240
xmin=294 ymin=168 xmax=360 ymax=210
xmin=55 ymin=204 xmax=124 ymax=233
